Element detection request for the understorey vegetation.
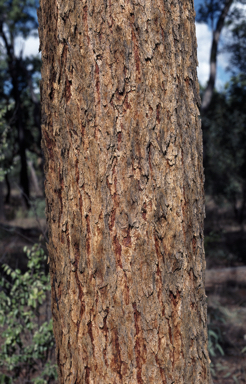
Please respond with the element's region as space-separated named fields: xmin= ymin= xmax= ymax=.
xmin=0 ymin=243 xmax=57 ymax=384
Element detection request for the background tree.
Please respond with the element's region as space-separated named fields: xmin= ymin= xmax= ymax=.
xmin=196 ymin=0 xmax=246 ymax=113
xmin=226 ymin=18 xmax=246 ymax=75
xmin=0 ymin=102 xmax=12 ymax=221
xmin=0 ymin=0 xmax=42 ymax=206
xmin=203 ymin=74 xmax=246 ymax=223
xmin=38 ymin=0 xmax=212 ymax=382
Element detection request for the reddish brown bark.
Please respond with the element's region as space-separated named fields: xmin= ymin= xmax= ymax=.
xmin=38 ymin=0 xmax=212 ymax=382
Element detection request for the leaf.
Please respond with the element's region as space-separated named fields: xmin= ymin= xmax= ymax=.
xmin=209 ymin=330 xmax=219 ymax=340
xmin=216 ymin=343 xmax=225 ymax=356
xmin=241 ymin=346 xmax=246 ymax=353
xmin=223 ymin=372 xmax=231 ymax=378
xmin=232 ymin=375 xmax=240 ymax=384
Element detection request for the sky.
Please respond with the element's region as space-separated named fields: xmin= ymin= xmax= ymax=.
xmin=194 ymin=0 xmax=232 ymax=89
xmin=195 ymin=21 xmax=231 ymax=89
xmin=13 ymin=0 xmax=240 ymax=90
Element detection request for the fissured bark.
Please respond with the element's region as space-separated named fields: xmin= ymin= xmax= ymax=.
xmin=38 ymin=0 xmax=212 ymax=382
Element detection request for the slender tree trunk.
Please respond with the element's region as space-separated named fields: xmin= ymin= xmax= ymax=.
xmin=4 ymin=174 xmax=10 ymax=204
xmin=28 ymin=160 xmax=42 ymax=197
xmin=0 ymin=180 xmax=5 ymax=222
xmin=0 ymin=26 xmax=30 ymax=207
xmin=38 ymin=0 xmax=212 ymax=382
xmin=18 ymin=114 xmax=30 ymax=207
xmin=201 ymin=0 xmax=233 ymax=113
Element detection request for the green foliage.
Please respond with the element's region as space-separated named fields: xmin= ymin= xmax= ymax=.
xmin=208 ymin=306 xmax=226 ymax=378
xmin=203 ymin=75 xmax=246 ymax=222
xmin=196 ymin=0 xmax=222 ymax=29
xmin=196 ymin=0 xmax=246 ymax=29
xmin=204 ymin=231 xmax=221 ymax=249
xmin=0 ymin=243 xmax=57 ymax=383
xmin=196 ymin=0 xmax=246 ymax=76
xmin=227 ymin=19 xmax=246 ymax=74
xmin=208 ymin=328 xmax=225 ymax=357
xmin=208 ymin=306 xmax=226 ymax=358
xmin=27 ymin=198 xmax=46 ymax=219
xmin=0 ymin=0 xmax=42 ymax=195
xmin=210 ymin=361 xmax=241 ymax=383
xmin=0 ymin=0 xmax=39 ymax=39
xmin=241 ymin=345 xmax=246 ymax=353
xmin=0 ymin=104 xmax=9 ymax=181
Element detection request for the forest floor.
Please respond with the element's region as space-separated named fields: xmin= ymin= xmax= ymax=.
xmin=205 ymin=197 xmax=246 ymax=384
xmin=0 ymin=193 xmax=246 ymax=383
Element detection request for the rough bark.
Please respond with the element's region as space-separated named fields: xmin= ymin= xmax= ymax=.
xmin=38 ymin=0 xmax=212 ymax=383
xmin=201 ymin=0 xmax=233 ymax=113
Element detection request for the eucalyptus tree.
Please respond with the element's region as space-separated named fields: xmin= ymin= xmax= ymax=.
xmin=196 ymin=0 xmax=246 ymax=113
xmin=38 ymin=0 xmax=212 ymax=382
xmin=0 ymin=0 xmax=41 ymax=205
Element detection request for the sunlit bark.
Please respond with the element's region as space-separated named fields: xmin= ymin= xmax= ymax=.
xmin=38 ymin=0 xmax=212 ymax=382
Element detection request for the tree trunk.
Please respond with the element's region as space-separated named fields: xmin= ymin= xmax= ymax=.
xmin=0 ymin=180 xmax=5 ymax=222
xmin=38 ymin=0 xmax=212 ymax=382
xmin=0 ymin=26 xmax=30 ymax=207
xmin=4 ymin=174 xmax=11 ymax=204
xmin=18 ymin=115 xmax=30 ymax=207
xmin=28 ymin=160 xmax=42 ymax=197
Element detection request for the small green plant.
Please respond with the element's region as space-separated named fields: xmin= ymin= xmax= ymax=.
xmin=208 ymin=328 xmax=225 ymax=357
xmin=207 ymin=305 xmax=226 ymax=378
xmin=27 ymin=198 xmax=46 ymax=220
xmin=208 ymin=305 xmax=226 ymax=359
xmin=0 ymin=243 xmax=57 ymax=383
xmin=241 ymin=345 xmax=246 ymax=354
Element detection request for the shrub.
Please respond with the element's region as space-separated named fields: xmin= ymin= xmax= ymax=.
xmin=0 ymin=243 xmax=57 ymax=384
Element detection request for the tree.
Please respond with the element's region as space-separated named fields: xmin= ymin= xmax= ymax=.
xmin=203 ymin=75 xmax=246 ymax=223
xmin=0 ymin=0 xmax=41 ymax=206
xmin=196 ymin=0 xmax=246 ymax=113
xmin=197 ymin=0 xmax=234 ymax=113
xmin=38 ymin=0 xmax=212 ymax=382
xmin=226 ymin=19 xmax=246 ymax=74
